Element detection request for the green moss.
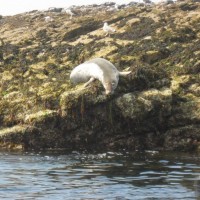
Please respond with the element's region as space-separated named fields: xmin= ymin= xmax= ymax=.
xmin=24 ymin=110 xmax=57 ymax=123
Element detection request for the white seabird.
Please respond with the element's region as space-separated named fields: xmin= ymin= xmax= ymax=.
xmin=44 ymin=16 xmax=53 ymax=22
xmin=103 ymin=22 xmax=116 ymax=36
xmin=63 ymin=8 xmax=75 ymax=19
xmin=114 ymin=4 xmax=120 ymax=10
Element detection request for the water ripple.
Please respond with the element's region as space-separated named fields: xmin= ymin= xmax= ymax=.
xmin=0 ymin=151 xmax=199 ymax=199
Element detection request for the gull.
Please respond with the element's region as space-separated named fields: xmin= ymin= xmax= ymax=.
xmin=44 ymin=16 xmax=53 ymax=22
xmin=114 ymin=4 xmax=120 ymax=10
xmin=63 ymin=8 xmax=75 ymax=19
xmin=103 ymin=22 xmax=116 ymax=36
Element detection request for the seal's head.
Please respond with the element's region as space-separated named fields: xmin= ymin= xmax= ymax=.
xmin=102 ymin=76 xmax=119 ymax=95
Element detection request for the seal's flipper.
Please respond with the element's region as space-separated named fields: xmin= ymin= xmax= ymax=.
xmin=119 ymin=71 xmax=131 ymax=76
xmin=83 ymin=77 xmax=95 ymax=88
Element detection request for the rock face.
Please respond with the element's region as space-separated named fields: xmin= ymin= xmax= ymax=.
xmin=0 ymin=0 xmax=200 ymax=151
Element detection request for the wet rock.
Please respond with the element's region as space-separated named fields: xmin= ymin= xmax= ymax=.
xmin=48 ymin=7 xmax=63 ymax=13
xmin=141 ymin=49 xmax=170 ymax=64
xmin=0 ymin=125 xmax=37 ymax=150
xmin=164 ymin=125 xmax=200 ymax=151
xmin=115 ymin=88 xmax=172 ymax=121
xmin=179 ymin=2 xmax=198 ymax=11
xmin=169 ymin=94 xmax=200 ymax=126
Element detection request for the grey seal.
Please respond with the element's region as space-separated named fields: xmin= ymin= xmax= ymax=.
xmin=70 ymin=57 xmax=131 ymax=95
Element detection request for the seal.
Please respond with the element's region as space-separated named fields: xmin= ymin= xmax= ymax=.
xmin=70 ymin=57 xmax=131 ymax=95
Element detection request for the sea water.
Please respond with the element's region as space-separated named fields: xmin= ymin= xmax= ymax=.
xmin=0 ymin=150 xmax=199 ymax=200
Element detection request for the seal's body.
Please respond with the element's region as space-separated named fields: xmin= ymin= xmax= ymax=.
xmin=70 ymin=58 xmax=131 ymax=95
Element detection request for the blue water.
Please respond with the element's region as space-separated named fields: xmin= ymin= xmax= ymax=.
xmin=0 ymin=151 xmax=200 ymax=200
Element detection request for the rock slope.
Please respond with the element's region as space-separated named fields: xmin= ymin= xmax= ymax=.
xmin=0 ymin=0 xmax=200 ymax=151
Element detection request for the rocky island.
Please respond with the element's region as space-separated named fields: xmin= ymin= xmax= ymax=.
xmin=0 ymin=0 xmax=200 ymax=152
